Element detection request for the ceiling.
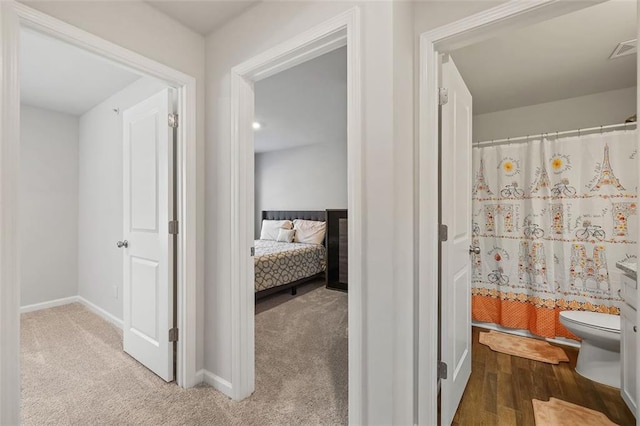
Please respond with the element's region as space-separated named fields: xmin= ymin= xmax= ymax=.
xmin=146 ymin=0 xmax=259 ymax=36
xmin=451 ymin=0 xmax=637 ymax=115
xmin=254 ymin=46 xmax=347 ymax=154
xmin=21 ymin=29 xmax=141 ymax=116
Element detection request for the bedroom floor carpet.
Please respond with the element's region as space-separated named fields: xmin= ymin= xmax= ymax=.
xmin=21 ymin=280 xmax=348 ymax=425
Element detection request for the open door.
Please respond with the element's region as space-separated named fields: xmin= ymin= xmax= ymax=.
xmin=121 ymin=88 xmax=175 ymax=382
xmin=440 ymin=55 xmax=473 ymax=424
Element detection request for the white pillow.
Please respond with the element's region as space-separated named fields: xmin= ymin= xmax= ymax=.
xmin=260 ymin=220 xmax=293 ymax=240
xmin=276 ymin=228 xmax=295 ymax=243
xmin=293 ymin=219 xmax=326 ymax=245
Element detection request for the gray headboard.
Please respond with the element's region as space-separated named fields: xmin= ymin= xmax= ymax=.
xmin=261 ymin=210 xmax=326 ymax=222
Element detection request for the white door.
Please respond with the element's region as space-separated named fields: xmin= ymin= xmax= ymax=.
xmin=122 ymin=89 xmax=175 ymax=382
xmin=440 ymin=55 xmax=473 ymax=425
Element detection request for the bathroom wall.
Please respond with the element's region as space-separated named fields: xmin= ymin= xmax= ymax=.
xmin=474 ymin=86 xmax=636 ymax=142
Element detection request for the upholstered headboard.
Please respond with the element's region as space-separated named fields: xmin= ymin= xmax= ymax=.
xmin=261 ymin=210 xmax=327 ymax=246
xmin=261 ymin=210 xmax=326 ymax=222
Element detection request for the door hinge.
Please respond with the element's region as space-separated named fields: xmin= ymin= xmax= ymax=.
xmin=438 ymin=87 xmax=449 ymax=106
xmin=169 ymin=327 xmax=179 ymax=342
xmin=439 ymin=224 xmax=448 ymax=242
xmin=250 ymin=247 xmax=255 ymax=257
xmin=169 ymin=220 xmax=179 ymax=235
xmin=168 ymin=113 xmax=179 ymax=128
xmin=438 ymin=361 xmax=448 ymax=380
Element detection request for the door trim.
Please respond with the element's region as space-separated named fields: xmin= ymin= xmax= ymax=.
xmin=418 ymin=1 xmax=610 ymax=424
xmin=0 ymin=3 xmax=21 ymax=423
xmin=0 ymin=3 xmax=199 ymax=420
xmin=228 ymin=7 xmax=363 ymax=422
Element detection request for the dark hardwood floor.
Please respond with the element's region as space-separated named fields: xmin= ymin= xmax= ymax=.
xmin=452 ymin=327 xmax=636 ymax=425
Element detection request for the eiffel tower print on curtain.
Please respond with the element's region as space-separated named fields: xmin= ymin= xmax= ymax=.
xmin=473 ymin=158 xmax=494 ymax=198
xmin=530 ymin=165 xmax=551 ymax=194
xmin=590 ymin=144 xmax=625 ymax=191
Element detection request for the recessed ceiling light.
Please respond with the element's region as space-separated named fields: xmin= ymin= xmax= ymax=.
xmin=252 ymin=122 xmax=262 ymax=130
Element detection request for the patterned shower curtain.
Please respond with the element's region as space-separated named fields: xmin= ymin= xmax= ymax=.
xmin=472 ymin=129 xmax=637 ymax=339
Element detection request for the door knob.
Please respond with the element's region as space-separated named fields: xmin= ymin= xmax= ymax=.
xmin=117 ymin=240 xmax=129 ymax=248
xmin=469 ymin=246 xmax=481 ymax=255
xmin=634 ymin=326 xmax=637 ymax=333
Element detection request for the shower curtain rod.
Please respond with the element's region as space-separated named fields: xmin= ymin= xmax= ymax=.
xmin=475 ymin=122 xmax=637 ymax=148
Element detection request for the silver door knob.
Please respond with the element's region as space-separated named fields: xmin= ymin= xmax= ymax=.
xmin=117 ymin=240 xmax=129 ymax=248
xmin=469 ymin=246 xmax=481 ymax=255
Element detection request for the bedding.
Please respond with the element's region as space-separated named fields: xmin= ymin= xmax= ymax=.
xmin=254 ymin=239 xmax=326 ymax=292
xmin=276 ymin=228 xmax=296 ymax=243
xmin=293 ymin=219 xmax=326 ymax=245
xmin=260 ymin=219 xmax=293 ymax=240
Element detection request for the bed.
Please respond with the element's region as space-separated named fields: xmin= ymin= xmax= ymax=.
xmin=254 ymin=210 xmax=327 ymax=299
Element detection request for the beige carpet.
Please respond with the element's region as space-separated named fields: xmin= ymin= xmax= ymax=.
xmin=479 ymin=330 xmax=569 ymax=364
xmin=21 ymin=280 xmax=348 ymax=425
xmin=532 ymin=398 xmax=618 ymax=425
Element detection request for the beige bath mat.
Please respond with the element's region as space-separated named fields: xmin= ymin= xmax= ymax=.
xmin=479 ymin=330 xmax=569 ymax=364
xmin=532 ymin=398 xmax=618 ymax=425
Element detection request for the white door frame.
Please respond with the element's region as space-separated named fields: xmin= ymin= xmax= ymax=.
xmin=0 ymin=3 xmax=198 ymax=421
xmin=228 ymin=7 xmax=363 ymax=422
xmin=418 ymin=1 xmax=611 ymax=424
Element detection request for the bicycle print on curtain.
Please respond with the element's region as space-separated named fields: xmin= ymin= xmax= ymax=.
xmin=472 ymin=129 xmax=637 ymax=339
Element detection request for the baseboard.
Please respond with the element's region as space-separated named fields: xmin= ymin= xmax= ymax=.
xmin=473 ymin=320 xmax=581 ymax=348
xmin=195 ymin=369 xmax=204 ymax=384
xmin=20 ymin=296 xmax=79 ymax=313
xmin=21 ymin=295 xmax=124 ymax=330
xmin=198 ymin=369 xmax=233 ymax=397
xmin=76 ymin=296 xmax=123 ymax=330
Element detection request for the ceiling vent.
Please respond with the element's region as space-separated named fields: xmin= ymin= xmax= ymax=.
xmin=610 ymin=39 xmax=637 ymax=59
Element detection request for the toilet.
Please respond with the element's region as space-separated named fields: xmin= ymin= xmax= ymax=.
xmin=559 ymin=310 xmax=621 ymax=388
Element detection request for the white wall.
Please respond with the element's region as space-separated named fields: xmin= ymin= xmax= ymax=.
xmin=23 ymin=0 xmax=207 ymax=371
xmin=474 ymin=86 xmax=637 ymax=142
xmin=254 ymin=142 xmax=347 ymax=237
xmin=77 ymin=77 xmax=166 ymax=322
xmin=19 ymin=104 xmax=79 ymax=306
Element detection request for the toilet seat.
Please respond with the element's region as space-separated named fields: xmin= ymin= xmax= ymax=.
xmin=559 ymin=311 xmax=620 ymax=334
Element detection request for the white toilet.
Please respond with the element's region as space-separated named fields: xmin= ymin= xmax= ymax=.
xmin=559 ymin=310 xmax=621 ymax=388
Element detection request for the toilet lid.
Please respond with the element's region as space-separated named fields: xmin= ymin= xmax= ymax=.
xmin=560 ymin=311 xmax=620 ymax=332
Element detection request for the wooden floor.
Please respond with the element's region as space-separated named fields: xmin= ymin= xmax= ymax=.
xmin=452 ymin=327 xmax=636 ymax=425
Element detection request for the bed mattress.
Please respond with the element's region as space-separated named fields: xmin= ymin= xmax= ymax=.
xmin=254 ymin=240 xmax=326 ymax=292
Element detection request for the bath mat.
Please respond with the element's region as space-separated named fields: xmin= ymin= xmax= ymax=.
xmin=532 ymin=398 xmax=617 ymax=425
xmin=479 ymin=330 xmax=569 ymax=364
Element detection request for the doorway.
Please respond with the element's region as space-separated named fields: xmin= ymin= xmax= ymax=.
xmin=0 ymin=3 xmax=198 ymax=421
xmin=251 ymin=45 xmax=349 ymax=421
xmin=20 ymin=21 xmax=177 ymax=389
xmin=227 ymin=7 xmax=364 ymax=421
xmin=420 ymin=1 xmax=640 ymax=424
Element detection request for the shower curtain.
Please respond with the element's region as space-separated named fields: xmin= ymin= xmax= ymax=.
xmin=472 ymin=129 xmax=637 ymax=339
